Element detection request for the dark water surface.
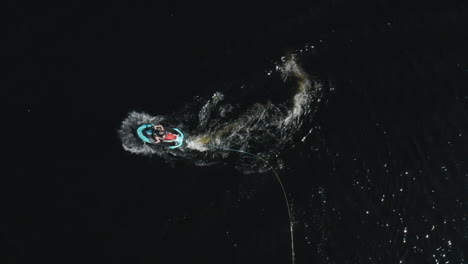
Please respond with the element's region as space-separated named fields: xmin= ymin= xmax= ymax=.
xmin=4 ymin=2 xmax=468 ymax=264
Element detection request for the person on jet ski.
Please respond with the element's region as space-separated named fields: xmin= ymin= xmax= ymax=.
xmin=137 ymin=123 xmax=185 ymax=149
xmin=152 ymin=125 xmax=177 ymax=143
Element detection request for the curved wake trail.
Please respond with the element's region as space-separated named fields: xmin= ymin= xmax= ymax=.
xmin=119 ymin=51 xmax=323 ymax=171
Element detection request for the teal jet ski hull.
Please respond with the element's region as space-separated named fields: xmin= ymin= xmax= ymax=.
xmin=136 ymin=124 xmax=185 ymax=149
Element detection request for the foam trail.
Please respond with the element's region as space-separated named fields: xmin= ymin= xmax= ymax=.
xmin=118 ymin=48 xmax=324 ymax=172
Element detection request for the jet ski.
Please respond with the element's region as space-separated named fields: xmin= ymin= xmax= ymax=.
xmin=136 ymin=124 xmax=185 ymax=149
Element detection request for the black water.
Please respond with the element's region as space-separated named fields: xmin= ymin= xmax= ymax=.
xmin=5 ymin=2 xmax=468 ymax=264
